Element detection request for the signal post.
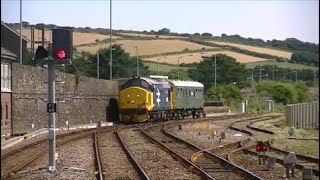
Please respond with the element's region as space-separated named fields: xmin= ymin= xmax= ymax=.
xmin=256 ymin=141 xmax=267 ymax=165
xmin=34 ymin=28 xmax=72 ymax=172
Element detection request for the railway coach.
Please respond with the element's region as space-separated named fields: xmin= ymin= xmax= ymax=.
xmin=118 ymin=77 xmax=205 ymax=123
xmin=169 ymin=80 xmax=205 ymax=119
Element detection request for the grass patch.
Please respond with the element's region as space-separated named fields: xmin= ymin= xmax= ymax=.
xmin=245 ymin=60 xmax=317 ymax=70
xmin=271 ymin=119 xmax=287 ymax=128
xmin=251 ymin=120 xmax=319 ymax=157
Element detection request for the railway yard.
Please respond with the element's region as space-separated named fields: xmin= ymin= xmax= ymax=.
xmin=1 ymin=114 xmax=319 ymax=180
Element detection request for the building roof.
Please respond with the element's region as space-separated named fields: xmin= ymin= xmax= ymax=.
xmin=1 ymin=21 xmax=30 ymax=42
xmin=1 ymin=47 xmax=17 ymax=60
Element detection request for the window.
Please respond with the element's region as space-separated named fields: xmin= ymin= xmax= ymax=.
xmin=1 ymin=63 xmax=11 ymax=92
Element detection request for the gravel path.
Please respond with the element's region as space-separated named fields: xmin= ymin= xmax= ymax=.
xmin=10 ymin=137 xmax=96 ymax=180
xmin=167 ymin=120 xmax=248 ymax=149
xmin=229 ymin=150 xmax=313 ymax=180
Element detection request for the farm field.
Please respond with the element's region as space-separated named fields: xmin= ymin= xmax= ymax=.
xmin=144 ymin=51 xmax=269 ymax=64
xmin=15 ymin=27 xmax=121 ymax=48
xmin=208 ymin=40 xmax=293 ymax=59
xmin=77 ymin=39 xmax=213 ymax=55
xmin=245 ymin=60 xmax=318 ymax=70
xmin=118 ymin=32 xmax=187 ymax=39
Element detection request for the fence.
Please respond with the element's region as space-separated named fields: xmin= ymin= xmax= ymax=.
xmin=286 ymin=101 xmax=319 ymax=128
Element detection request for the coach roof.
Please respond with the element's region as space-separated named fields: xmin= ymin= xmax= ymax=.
xmin=169 ymin=80 xmax=204 ymax=88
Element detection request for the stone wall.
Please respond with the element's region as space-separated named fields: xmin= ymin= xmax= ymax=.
xmin=12 ymin=63 xmax=119 ymax=134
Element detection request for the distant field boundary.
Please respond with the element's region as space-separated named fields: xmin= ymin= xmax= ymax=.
xmin=139 ymin=48 xmax=221 ymax=59
xmin=188 ymin=38 xmax=283 ymax=60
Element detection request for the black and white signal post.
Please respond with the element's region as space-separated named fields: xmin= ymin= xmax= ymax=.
xmin=34 ymin=28 xmax=72 ymax=172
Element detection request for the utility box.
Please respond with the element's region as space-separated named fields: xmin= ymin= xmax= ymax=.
xmin=265 ymin=100 xmax=274 ymax=112
xmin=303 ymin=167 xmax=312 ymax=180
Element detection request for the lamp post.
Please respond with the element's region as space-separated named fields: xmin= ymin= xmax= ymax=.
xmin=177 ymin=54 xmax=193 ymax=80
xmin=214 ymin=55 xmax=217 ymax=88
xmin=272 ymin=66 xmax=278 ymax=81
xmin=259 ymin=66 xmax=263 ymax=82
xmin=109 ymin=0 xmax=112 ymax=80
xmin=292 ymin=70 xmax=297 ymax=82
xmin=20 ymin=0 xmax=22 ymax=64
xmin=97 ymin=52 xmax=99 ymax=79
xmin=157 ymin=56 xmax=167 ymax=75
xmin=251 ymin=67 xmax=262 ymax=91
xmin=133 ymin=46 xmax=139 ymax=77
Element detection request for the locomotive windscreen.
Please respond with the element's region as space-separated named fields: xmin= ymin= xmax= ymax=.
xmin=120 ymin=78 xmax=153 ymax=91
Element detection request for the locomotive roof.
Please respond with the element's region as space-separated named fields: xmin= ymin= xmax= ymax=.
xmin=169 ymin=80 xmax=204 ymax=88
xmin=140 ymin=77 xmax=168 ymax=85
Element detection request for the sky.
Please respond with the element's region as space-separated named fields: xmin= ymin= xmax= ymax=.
xmin=1 ymin=0 xmax=319 ymax=44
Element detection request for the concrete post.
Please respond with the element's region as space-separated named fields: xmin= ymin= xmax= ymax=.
xmin=48 ymin=61 xmax=56 ymax=172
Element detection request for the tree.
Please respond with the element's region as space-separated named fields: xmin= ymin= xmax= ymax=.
xmin=64 ymin=44 xmax=150 ymax=79
xmin=206 ymin=84 xmax=242 ymax=105
xmin=269 ymin=85 xmax=294 ymax=105
xmin=201 ymin=32 xmax=212 ymax=37
xmin=189 ymin=54 xmax=248 ymax=91
xmin=166 ymin=69 xmax=190 ymax=80
xmin=193 ymin=33 xmax=200 ymax=36
xmin=157 ymin=28 xmax=170 ymax=35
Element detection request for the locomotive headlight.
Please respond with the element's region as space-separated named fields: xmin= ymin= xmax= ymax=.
xmin=137 ymin=94 xmax=140 ymax=97
xmin=131 ymin=100 xmax=135 ymax=104
xmin=127 ymin=94 xmax=130 ymax=98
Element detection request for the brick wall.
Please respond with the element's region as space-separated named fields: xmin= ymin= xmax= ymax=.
xmin=12 ymin=63 xmax=119 ymax=134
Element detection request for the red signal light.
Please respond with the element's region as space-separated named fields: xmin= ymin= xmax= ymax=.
xmin=56 ymin=50 xmax=66 ymax=59
xmin=256 ymin=145 xmax=261 ymax=151
xmin=262 ymin=145 xmax=267 ymax=151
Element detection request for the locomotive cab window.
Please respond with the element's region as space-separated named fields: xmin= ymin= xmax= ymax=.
xmin=121 ymin=79 xmax=152 ymax=91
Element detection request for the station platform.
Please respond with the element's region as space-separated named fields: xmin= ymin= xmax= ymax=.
xmin=1 ymin=122 xmax=114 ymax=150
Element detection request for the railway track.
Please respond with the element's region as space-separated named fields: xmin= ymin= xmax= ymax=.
xmin=118 ymin=124 xmax=201 ymax=179
xmin=93 ymin=131 xmax=103 ymax=180
xmin=143 ymin=122 xmax=262 ymax=180
xmin=115 ymin=126 xmax=150 ymax=180
xmin=1 ymin=128 xmax=100 ymax=179
xmin=227 ymin=116 xmax=319 ymax=178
